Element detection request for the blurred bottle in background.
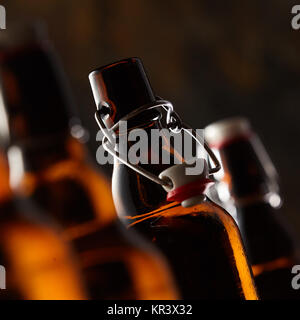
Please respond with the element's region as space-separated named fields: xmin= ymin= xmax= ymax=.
xmin=0 ymin=149 xmax=87 ymax=300
xmin=89 ymin=58 xmax=258 ymax=300
xmin=205 ymin=117 xmax=300 ymax=299
xmin=0 ymin=23 xmax=178 ymax=299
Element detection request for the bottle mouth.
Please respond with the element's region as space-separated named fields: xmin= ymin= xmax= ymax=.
xmin=89 ymin=57 xmax=141 ymax=77
xmin=89 ymin=57 xmax=156 ymax=124
xmin=205 ymin=117 xmax=252 ymax=149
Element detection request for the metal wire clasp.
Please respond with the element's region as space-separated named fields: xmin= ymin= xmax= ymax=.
xmin=94 ymin=99 xmax=221 ymax=188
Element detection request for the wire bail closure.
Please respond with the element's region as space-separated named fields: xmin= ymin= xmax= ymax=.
xmin=94 ymin=99 xmax=221 ymax=188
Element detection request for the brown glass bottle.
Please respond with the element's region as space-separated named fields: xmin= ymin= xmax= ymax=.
xmin=0 ymin=151 xmax=87 ymax=300
xmin=0 ymin=26 xmax=178 ymax=300
xmin=205 ymin=117 xmax=300 ymax=299
xmin=89 ymin=58 xmax=258 ymax=300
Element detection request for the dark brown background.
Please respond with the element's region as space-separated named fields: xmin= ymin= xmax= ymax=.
xmin=2 ymin=0 xmax=300 ymax=233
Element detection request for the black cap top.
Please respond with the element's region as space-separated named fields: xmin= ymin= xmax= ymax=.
xmin=0 ymin=25 xmax=75 ymax=146
xmin=89 ymin=58 xmax=156 ymax=124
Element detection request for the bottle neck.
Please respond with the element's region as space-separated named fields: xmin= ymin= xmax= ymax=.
xmin=0 ymin=42 xmax=75 ymax=145
xmin=112 ymin=115 xmax=201 ymax=217
xmin=216 ymin=134 xmax=275 ymax=202
xmin=116 ymin=115 xmax=191 ymax=176
xmin=7 ymin=132 xmax=85 ymax=177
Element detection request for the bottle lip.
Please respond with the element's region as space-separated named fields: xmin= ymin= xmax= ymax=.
xmin=0 ymin=20 xmax=49 ymax=49
xmin=89 ymin=57 xmax=156 ymax=125
xmin=89 ymin=57 xmax=141 ymax=78
xmin=205 ymin=117 xmax=252 ymax=149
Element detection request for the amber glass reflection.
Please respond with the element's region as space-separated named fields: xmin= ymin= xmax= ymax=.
xmin=0 ymin=152 xmax=10 ymax=202
xmin=0 ymin=152 xmax=87 ymax=300
xmin=10 ymin=137 xmax=178 ymax=300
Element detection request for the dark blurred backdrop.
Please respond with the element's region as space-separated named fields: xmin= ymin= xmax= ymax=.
xmin=2 ymin=0 xmax=300 ymax=232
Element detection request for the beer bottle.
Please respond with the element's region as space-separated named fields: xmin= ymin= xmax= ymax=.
xmin=205 ymin=117 xmax=300 ymax=299
xmin=0 ymin=151 xmax=87 ymax=300
xmin=89 ymin=58 xmax=258 ymax=300
xmin=0 ymin=25 xmax=178 ymax=299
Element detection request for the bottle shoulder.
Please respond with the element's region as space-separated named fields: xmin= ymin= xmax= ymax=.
xmin=14 ymin=155 xmax=116 ymax=227
xmin=120 ymin=197 xmax=237 ymax=234
xmin=67 ymin=219 xmax=176 ymax=279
